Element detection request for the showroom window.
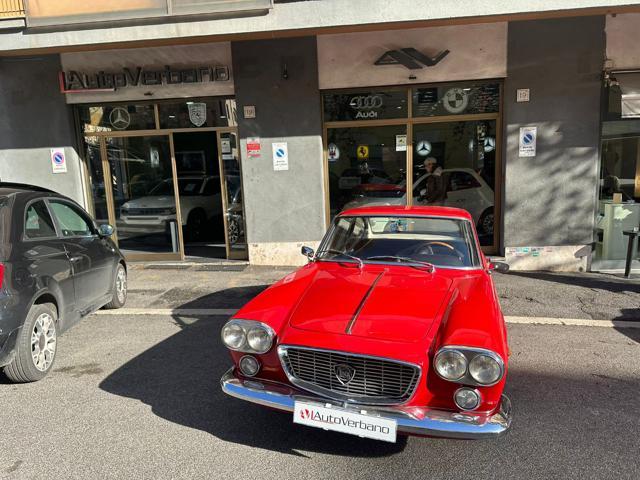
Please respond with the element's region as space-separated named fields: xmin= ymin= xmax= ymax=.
xmin=322 ymin=81 xmax=502 ymax=251
xmin=594 ymin=74 xmax=640 ymax=270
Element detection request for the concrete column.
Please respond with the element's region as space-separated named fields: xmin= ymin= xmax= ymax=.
xmin=232 ymin=37 xmax=325 ymax=266
xmin=503 ymin=17 xmax=605 ymax=271
xmin=0 ymin=55 xmax=85 ymax=207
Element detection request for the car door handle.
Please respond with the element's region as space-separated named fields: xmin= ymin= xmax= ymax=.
xmin=69 ymin=256 xmax=82 ymax=262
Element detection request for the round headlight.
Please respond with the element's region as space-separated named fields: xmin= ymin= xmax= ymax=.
xmin=434 ymin=349 xmax=467 ymax=381
xmin=239 ymin=355 xmax=260 ymax=377
xmin=247 ymin=326 xmax=273 ymax=353
xmin=469 ymin=354 xmax=502 ymax=385
xmin=221 ymin=322 xmax=246 ymax=350
xmin=454 ymin=387 xmax=481 ymax=411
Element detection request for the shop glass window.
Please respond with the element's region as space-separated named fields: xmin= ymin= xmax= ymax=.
xmin=323 ymin=89 xmax=408 ymax=122
xmin=24 ymin=201 xmax=57 ymax=239
xmin=82 ymin=136 xmax=110 ymax=226
xmin=105 ymin=135 xmax=178 ymax=254
xmin=158 ymin=98 xmax=237 ymax=128
xmin=412 ymin=83 xmax=500 ymax=117
xmin=48 ymin=201 xmax=94 ymax=237
xmin=595 ymin=78 xmax=640 ymax=265
xmin=77 ymin=104 xmax=156 ymax=132
xmin=411 ymin=120 xmax=497 ymax=246
xmin=326 ymin=125 xmax=407 ymax=218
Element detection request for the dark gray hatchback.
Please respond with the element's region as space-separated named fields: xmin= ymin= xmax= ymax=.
xmin=0 ymin=184 xmax=127 ymax=383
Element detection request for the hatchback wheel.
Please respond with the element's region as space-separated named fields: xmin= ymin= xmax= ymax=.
xmin=104 ymin=263 xmax=127 ymax=309
xmin=3 ymin=303 xmax=58 ymax=383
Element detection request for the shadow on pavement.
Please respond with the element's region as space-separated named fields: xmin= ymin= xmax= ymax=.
xmin=506 ymin=271 xmax=640 ymax=294
xmin=99 ymin=287 xmax=408 ymax=457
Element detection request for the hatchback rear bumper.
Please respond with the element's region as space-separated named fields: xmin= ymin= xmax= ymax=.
xmin=220 ymin=367 xmax=512 ymax=440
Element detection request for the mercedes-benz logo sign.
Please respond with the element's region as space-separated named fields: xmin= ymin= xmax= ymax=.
xmin=334 ymin=363 xmax=356 ymax=385
xmin=109 ymin=107 xmax=131 ymax=130
xmin=349 ymin=95 xmax=383 ymax=110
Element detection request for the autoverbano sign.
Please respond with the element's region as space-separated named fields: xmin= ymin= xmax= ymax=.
xmin=60 ymin=65 xmax=230 ymax=93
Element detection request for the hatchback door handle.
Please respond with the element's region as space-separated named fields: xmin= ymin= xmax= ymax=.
xmin=69 ymin=256 xmax=82 ymax=262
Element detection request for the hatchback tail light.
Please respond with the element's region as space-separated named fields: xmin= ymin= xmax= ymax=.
xmin=0 ymin=263 xmax=4 ymax=287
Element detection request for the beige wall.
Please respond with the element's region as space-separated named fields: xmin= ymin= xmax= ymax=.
xmin=317 ymin=23 xmax=507 ymax=90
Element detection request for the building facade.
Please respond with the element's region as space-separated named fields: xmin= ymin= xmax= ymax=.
xmin=0 ymin=1 xmax=639 ymax=271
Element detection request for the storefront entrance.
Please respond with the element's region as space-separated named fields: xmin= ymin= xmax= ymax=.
xmin=323 ymin=82 xmax=502 ymax=252
xmin=79 ymin=98 xmax=247 ymax=261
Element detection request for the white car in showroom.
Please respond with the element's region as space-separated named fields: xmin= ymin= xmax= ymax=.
xmin=343 ymin=168 xmax=495 ymax=235
xmin=120 ymin=175 xmax=222 ymax=240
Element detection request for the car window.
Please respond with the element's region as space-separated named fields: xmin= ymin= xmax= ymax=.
xmin=448 ymin=172 xmax=481 ymax=192
xmin=320 ymin=215 xmax=478 ymax=268
xmin=24 ymin=200 xmax=57 ymax=239
xmin=48 ymin=201 xmax=94 ymax=237
xmin=202 ymin=178 xmax=221 ymax=196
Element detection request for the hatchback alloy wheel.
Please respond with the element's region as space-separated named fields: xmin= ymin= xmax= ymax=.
xmin=116 ymin=265 xmax=127 ymax=304
xmin=31 ymin=312 xmax=57 ymax=372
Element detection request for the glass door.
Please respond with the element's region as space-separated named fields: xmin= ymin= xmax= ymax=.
xmin=411 ymin=120 xmax=498 ymax=248
xmin=326 ymin=125 xmax=409 ymax=220
xmin=102 ymin=134 xmax=182 ymax=260
xmin=218 ymin=131 xmax=248 ymax=260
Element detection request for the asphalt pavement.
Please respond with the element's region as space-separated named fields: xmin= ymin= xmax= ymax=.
xmin=0 ymin=265 xmax=639 ymax=479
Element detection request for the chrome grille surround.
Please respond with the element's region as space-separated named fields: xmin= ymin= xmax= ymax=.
xmin=277 ymin=345 xmax=421 ymax=405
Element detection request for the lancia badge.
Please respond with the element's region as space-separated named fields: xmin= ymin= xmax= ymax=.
xmin=334 ymin=364 xmax=356 ymax=385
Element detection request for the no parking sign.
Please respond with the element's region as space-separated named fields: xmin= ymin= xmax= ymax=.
xmin=50 ymin=148 xmax=67 ymax=173
xmin=519 ymin=127 xmax=537 ymax=158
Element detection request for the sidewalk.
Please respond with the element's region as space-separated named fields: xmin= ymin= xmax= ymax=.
xmin=121 ymin=264 xmax=640 ymax=322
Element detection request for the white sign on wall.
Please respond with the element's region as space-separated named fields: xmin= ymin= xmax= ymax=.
xmin=50 ymin=148 xmax=67 ymax=173
xmin=519 ymin=126 xmax=537 ymax=157
xmin=317 ymin=23 xmax=507 ymax=89
xmin=272 ymin=142 xmax=289 ymax=171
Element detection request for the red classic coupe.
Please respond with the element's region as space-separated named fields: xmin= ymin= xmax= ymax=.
xmin=221 ymin=206 xmax=512 ymax=442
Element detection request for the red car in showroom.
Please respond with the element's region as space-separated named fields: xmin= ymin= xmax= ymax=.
xmin=221 ymin=206 xmax=511 ymax=442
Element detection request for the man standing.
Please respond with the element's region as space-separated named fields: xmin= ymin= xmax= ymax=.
xmin=421 ymin=157 xmax=446 ymax=204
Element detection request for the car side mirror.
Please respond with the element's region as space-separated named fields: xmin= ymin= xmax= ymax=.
xmin=98 ymin=224 xmax=114 ymax=237
xmin=489 ymin=261 xmax=509 ymax=274
xmin=301 ymin=246 xmax=315 ymax=261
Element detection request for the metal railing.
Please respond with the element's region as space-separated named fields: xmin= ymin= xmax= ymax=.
xmin=0 ymin=0 xmax=24 ymax=18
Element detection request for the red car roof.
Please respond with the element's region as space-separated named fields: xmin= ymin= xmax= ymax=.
xmin=338 ymin=205 xmax=473 ymax=220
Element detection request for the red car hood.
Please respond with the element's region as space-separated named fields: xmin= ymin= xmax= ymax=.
xmin=288 ymin=264 xmax=452 ymax=343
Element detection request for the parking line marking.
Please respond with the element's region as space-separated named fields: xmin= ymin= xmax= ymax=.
xmin=94 ymin=308 xmax=238 ymax=316
xmin=93 ymin=309 xmax=640 ymax=328
xmin=505 ymin=316 xmax=639 ymax=329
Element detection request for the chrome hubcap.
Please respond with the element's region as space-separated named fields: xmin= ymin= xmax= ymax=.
xmin=116 ymin=267 xmax=127 ymax=303
xmin=31 ymin=313 xmax=56 ymax=372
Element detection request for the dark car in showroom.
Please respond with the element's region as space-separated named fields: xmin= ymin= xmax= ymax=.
xmin=0 ymin=184 xmax=127 ymax=383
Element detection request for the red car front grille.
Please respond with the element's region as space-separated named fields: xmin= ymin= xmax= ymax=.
xmin=279 ymin=346 xmax=420 ymax=405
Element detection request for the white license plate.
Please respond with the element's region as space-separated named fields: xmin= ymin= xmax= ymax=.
xmin=293 ymin=401 xmax=397 ymax=443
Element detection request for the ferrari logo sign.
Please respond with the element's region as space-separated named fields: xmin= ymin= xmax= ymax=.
xmin=188 ymin=102 xmax=207 ymax=127
xmin=357 ymin=145 xmax=369 ymax=160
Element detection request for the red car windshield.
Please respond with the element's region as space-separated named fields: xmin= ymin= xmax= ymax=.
xmin=317 ymin=215 xmax=480 ymax=268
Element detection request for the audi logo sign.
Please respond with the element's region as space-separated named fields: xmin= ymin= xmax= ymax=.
xmin=349 ymin=95 xmax=384 ymax=109
xmin=349 ymin=95 xmax=383 ymax=119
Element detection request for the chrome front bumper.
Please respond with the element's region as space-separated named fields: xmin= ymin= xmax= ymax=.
xmin=220 ymin=367 xmax=512 ymax=440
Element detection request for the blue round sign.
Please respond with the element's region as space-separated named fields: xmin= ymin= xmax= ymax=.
xmin=53 ymin=152 xmax=64 ymax=164
xmin=523 ymin=133 xmax=534 ymax=145
xmin=276 ymin=148 xmax=286 ymax=158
